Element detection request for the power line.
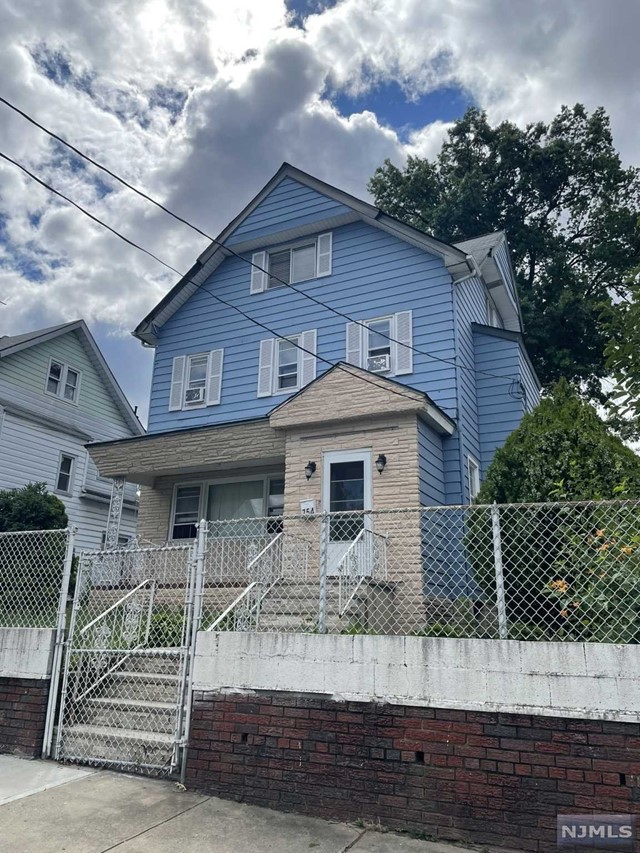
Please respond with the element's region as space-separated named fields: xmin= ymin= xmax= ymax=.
xmin=0 ymin=94 xmax=524 ymax=389
xmin=0 ymin=149 xmax=455 ymax=413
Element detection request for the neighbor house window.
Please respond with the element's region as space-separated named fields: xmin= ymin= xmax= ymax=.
xmin=56 ymin=454 xmax=75 ymax=494
xmin=468 ymin=456 xmax=481 ymax=501
xmin=46 ymin=360 xmax=81 ymax=403
xmin=250 ymin=233 xmax=332 ymax=294
xmin=100 ymin=532 xmax=130 ymax=549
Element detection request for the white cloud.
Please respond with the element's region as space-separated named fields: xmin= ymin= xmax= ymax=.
xmin=0 ymin=0 xmax=638 ymax=420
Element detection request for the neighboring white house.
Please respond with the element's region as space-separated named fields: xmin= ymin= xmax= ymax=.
xmin=0 ymin=320 xmax=143 ymax=550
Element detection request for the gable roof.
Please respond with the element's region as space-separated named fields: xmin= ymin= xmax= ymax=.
xmin=133 ymin=163 xmax=477 ymax=346
xmin=268 ymin=362 xmax=456 ymax=435
xmin=454 ymin=231 xmax=506 ymax=266
xmin=0 ymin=320 xmax=144 ymax=435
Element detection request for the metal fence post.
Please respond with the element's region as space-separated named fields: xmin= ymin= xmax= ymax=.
xmin=490 ymin=503 xmax=508 ymax=640
xmin=42 ymin=526 xmax=75 ymax=759
xmin=180 ymin=519 xmax=208 ymax=786
xmin=318 ymin=513 xmax=328 ymax=634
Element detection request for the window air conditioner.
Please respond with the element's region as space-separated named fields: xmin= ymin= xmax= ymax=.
xmin=367 ymin=354 xmax=391 ymax=373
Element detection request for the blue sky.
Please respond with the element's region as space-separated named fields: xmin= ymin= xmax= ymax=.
xmin=1 ymin=0 xmax=638 ymax=423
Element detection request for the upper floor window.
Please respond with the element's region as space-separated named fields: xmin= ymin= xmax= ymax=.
xmin=46 ymin=359 xmax=81 ymax=404
xmin=257 ymin=330 xmax=317 ymax=398
xmin=168 ymin=350 xmax=224 ymax=412
xmin=346 ymin=311 xmax=413 ymax=377
xmin=56 ymin=453 xmax=75 ymax=495
xmin=250 ymin=233 xmax=332 ymax=294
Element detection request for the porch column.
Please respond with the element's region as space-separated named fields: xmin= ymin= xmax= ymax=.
xmin=104 ymin=476 xmax=126 ymax=549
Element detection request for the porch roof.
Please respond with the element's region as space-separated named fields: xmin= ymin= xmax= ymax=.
xmin=87 ymin=417 xmax=285 ymax=485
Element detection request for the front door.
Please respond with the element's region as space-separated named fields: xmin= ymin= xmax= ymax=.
xmin=322 ymin=450 xmax=372 ymax=576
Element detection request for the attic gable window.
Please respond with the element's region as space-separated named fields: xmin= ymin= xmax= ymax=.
xmin=45 ymin=359 xmax=81 ymax=404
xmin=250 ymin=233 xmax=332 ymax=294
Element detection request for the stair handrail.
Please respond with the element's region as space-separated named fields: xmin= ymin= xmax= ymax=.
xmin=337 ymin=528 xmax=388 ymax=616
xmin=79 ymin=577 xmax=154 ymax=637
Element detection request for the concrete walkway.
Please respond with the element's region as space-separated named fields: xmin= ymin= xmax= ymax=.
xmin=0 ymin=756 xmax=478 ymax=853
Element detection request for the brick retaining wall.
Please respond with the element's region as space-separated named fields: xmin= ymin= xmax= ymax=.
xmin=0 ymin=677 xmax=50 ymax=758
xmin=186 ymin=691 xmax=640 ymax=852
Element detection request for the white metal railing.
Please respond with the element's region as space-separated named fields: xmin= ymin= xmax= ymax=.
xmin=337 ymin=528 xmax=388 ymax=616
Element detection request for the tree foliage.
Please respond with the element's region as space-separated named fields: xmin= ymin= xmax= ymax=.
xmin=605 ymin=266 xmax=640 ymax=430
xmin=477 ymin=380 xmax=640 ymax=504
xmin=369 ymin=105 xmax=640 ymax=414
xmin=0 ymin=482 xmax=68 ymax=532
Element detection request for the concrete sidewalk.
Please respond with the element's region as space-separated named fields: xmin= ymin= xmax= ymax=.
xmin=0 ymin=756 xmax=479 ymax=853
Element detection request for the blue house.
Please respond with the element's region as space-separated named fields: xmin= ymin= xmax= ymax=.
xmin=89 ymin=164 xmax=539 ymax=616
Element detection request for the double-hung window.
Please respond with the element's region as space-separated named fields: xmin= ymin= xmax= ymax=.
xmin=168 ymin=350 xmax=224 ymax=412
xmin=257 ymin=330 xmax=317 ymax=397
xmin=172 ymin=485 xmax=202 ymax=539
xmin=346 ymin=311 xmax=413 ymax=376
xmin=467 ymin=456 xmax=481 ymax=501
xmin=46 ymin=360 xmax=81 ymax=404
xmin=250 ymin=233 xmax=332 ymax=293
xmin=56 ymin=454 xmax=75 ymax=494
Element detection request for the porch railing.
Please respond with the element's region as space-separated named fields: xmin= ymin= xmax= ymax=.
xmin=337 ymin=528 xmax=388 ymax=616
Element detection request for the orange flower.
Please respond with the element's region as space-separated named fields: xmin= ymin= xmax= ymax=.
xmin=595 ymin=529 xmax=606 ymax=538
xmin=621 ymin=546 xmax=634 ymax=557
xmin=560 ymin=609 xmax=569 ymax=618
xmin=598 ymin=543 xmax=609 ymax=552
xmin=572 ymin=601 xmax=580 ymax=609
xmin=548 ymin=579 xmax=569 ymax=594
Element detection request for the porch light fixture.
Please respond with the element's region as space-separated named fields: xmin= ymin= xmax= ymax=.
xmin=304 ymin=461 xmax=317 ymax=480
xmin=375 ymin=454 xmax=387 ymax=474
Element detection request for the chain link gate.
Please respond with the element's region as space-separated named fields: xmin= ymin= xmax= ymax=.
xmin=55 ymin=534 xmax=204 ymax=777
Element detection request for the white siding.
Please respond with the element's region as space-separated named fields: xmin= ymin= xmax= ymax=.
xmin=0 ymin=411 xmax=137 ymax=551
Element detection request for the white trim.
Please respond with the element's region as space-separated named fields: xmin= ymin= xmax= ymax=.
xmin=44 ymin=357 xmax=82 ymax=406
xmin=321 ymin=448 xmax=373 ymax=514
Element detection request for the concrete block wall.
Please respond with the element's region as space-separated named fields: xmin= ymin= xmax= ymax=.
xmin=0 ymin=628 xmax=55 ymax=758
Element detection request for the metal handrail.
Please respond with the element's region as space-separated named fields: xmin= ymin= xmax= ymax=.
xmin=206 ymin=582 xmax=258 ymax=631
xmin=245 ymin=532 xmax=282 ymax=573
xmin=79 ymin=577 xmax=152 ymax=635
xmin=337 ymin=528 xmax=388 ymax=616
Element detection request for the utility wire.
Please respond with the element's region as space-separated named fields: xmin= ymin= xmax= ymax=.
xmin=0 ymin=150 xmax=456 ymax=413
xmin=0 ymin=94 xmax=524 ymax=389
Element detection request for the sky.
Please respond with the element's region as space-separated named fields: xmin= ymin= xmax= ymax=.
xmin=0 ymin=0 xmax=639 ymax=424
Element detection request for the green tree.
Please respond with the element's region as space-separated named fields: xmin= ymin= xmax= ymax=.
xmin=605 ymin=265 xmax=640 ymax=433
xmin=0 ymin=482 xmax=68 ymax=532
xmin=369 ymin=105 xmax=640 ymax=413
xmin=471 ymin=382 xmax=640 ymax=640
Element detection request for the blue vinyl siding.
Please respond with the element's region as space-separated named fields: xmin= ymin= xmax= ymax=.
xmin=226 ymin=178 xmax=352 ymax=246
xmin=418 ymin=419 xmax=445 ymax=506
xmin=473 ymin=329 xmax=523 ymax=471
xmin=519 ymin=347 xmax=541 ymax=414
xmin=453 ymin=278 xmax=486 ymax=501
xmin=148 ymin=220 xmax=457 ymax=433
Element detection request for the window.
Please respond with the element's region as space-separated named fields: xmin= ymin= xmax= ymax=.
xmin=56 ymin=454 xmax=75 ymax=494
xmin=100 ymin=532 xmax=130 ymax=549
xmin=257 ymin=330 xmax=317 ymax=398
xmin=171 ymin=476 xmax=285 ymax=540
xmin=365 ymin=317 xmax=392 ymax=373
xmin=46 ymin=360 xmax=81 ymax=403
xmin=184 ymin=354 xmax=209 ymax=407
xmin=468 ymin=456 xmax=481 ymax=501
xmin=329 ymin=460 xmax=365 ymax=541
xmin=250 ymin=233 xmax=332 ymax=294
xmin=168 ymin=350 xmax=224 ymax=412
xmin=346 ymin=311 xmax=413 ymax=377
xmin=276 ymin=338 xmax=300 ymax=391
xmin=172 ymin=485 xmax=202 ymax=539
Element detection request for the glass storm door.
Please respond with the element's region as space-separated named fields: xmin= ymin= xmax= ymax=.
xmin=322 ymin=450 xmax=372 ymax=576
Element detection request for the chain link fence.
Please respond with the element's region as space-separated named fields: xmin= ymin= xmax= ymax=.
xmin=198 ymin=500 xmax=640 ymax=643
xmin=0 ymin=528 xmax=72 ymax=627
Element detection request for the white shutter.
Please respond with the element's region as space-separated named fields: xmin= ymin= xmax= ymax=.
xmin=206 ymin=349 xmax=224 ymax=405
xmin=300 ymin=329 xmax=317 ymax=387
xmin=169 ymin=356 xmax=186 ymax=411
xmin=346 ymin=322 xmax=363 ymax=368
xmin=250 ymin=251 xmax=268 ymax=294
xmin=316 ymin=232 xmax=332 ymax=277
xmin=394 ymin=310 xmax=413 ymax=375
xmin=257 ymin=338 xmax=275 ymax=397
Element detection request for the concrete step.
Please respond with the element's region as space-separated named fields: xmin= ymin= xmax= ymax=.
xmin=59 ymin=724 xmax=175 ymax=770
xmin=103 ymin=671 xmax=181 ymax=702
xmin=119 ymin=652 xmax=183 ymax=675
xmin=85 ymin=697 xmax=178 ymax=734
